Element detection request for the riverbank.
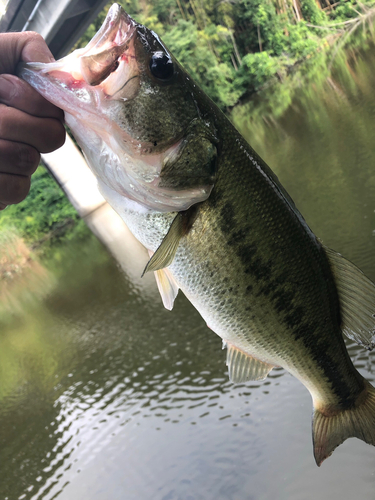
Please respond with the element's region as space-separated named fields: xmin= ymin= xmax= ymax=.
xmin=0 ymin=165 xmax=91 ymax=310
xmin=0 ymin=231 xmax=53 ymax=319
xmin=80 ymin=0 xmax=375 ymax=109
xmin=2 ymin=1 xmax=375 ymax=286
xmin=0 ymin=165 xmax=89 ymax=255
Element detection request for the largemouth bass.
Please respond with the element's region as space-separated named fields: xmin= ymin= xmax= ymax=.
xmin=19 ymin=4 xmax=375 ymax=465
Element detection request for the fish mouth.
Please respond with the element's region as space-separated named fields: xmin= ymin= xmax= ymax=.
xmin=18 ymin=4 xmax=215 ymax=211
xmin=77 ymin=4 xmax=137 ymax=87
xmin=84 ymin=3 xmax=136 ymax=55
xmin=18 ymin=4 xmax=138 ymax=100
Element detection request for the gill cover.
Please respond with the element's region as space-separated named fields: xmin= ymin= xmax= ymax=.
xmin=18 ymin=4 xmax=218 ymax=212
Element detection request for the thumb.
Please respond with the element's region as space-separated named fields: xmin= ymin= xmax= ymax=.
xmin=0 ymin=31 xmax=55 ymax=74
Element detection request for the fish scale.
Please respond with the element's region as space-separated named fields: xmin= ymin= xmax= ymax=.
xmin=122 ymin=114 xmax=362 ymax=408
xmin=18 ymin=3 xmax=375 ymax=465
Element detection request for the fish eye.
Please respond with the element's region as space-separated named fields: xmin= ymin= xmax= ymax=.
xmin=150 ymin=51 xmax=174 ymax=80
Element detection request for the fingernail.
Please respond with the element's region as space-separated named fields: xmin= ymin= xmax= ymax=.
xmin=0 ymin=75 xmax=17 ymax=100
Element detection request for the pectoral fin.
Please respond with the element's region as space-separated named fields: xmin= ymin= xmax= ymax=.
xmin=325 ymin=246 xmax=375 ymax=350
xmin=142 ymin=213 xmax=184 ymax=276
xmin=226 ymin=343 xmax=274 ymax=383
xmin=142 ymin=205 xmax=198 ymax=276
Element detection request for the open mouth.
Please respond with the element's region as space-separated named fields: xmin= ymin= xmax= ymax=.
xmin=19 ymin=4 xmax=138 ymax=92
xmin=78 ymin=4 xmax=137 ymax=87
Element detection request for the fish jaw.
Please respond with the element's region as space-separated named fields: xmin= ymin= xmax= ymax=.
xmin=64 ymin=110 xmax=205 ymax=212
xmin=18 ymin=4 xmax=216 ymax=212
xmin=18 ymin=4 xmax=137 ymax=117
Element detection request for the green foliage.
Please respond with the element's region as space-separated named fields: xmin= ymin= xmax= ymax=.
xmin=162 ymin=20 xmax=241 ymax=106
xmin=3 ymin=1 xmax=374 ymax=265
xmin=286 ymin=23 xmax=320 ymax=58
xmin=235 ymin=0 xmax=281 ymax=51
xmin=331 ymin=1 xmax=361 ymax=21
xmin=75 ymin=0 xmax=375 ymax=109
xmin=0 ymin=166 xmax=90 ymax=254
xmin=234 ymin=51 xmax=280 ymax=94
xmin=300 ymin=0 xmax=327 ymax=24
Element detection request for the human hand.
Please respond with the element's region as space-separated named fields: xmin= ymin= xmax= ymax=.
xmin=0 ymin=32 xmax=66 ymax=210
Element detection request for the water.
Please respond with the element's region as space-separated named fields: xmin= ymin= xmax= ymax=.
xmin=3 ymin=34 xmax=375 ymax=500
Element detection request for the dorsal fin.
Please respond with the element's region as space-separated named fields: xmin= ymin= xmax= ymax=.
xmin=154 ymin=267 xmax=179 ymax=311
xmin=325 ymin=246 xmax=375 ymax=350
xmin=226 ymin=343 xmax=274 ymax=383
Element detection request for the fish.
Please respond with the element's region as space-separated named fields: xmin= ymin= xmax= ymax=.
xmin=18 ymin=3 xmax=375 ymax=465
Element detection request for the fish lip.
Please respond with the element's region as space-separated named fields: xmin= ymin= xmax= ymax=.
xmin=17 ymin=5 xmax=140 ymax=138
xmin=17 ymin=5 xmax=141 ymax=137
xmin=18 ymin=4 xmax=137 ymax=82
xmin=83 ymin=3 xmax=137 ymax=55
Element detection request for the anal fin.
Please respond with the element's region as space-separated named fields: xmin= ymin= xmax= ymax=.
xmin=226 ymin=343 xmax=274 ymax=383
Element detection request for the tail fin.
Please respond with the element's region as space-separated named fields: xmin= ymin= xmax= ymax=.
xmin=313 ymin=380 xmax=375 ymax=466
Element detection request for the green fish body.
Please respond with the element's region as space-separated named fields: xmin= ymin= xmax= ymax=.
xmin=19 ymin=4 xmax=375 ymax=465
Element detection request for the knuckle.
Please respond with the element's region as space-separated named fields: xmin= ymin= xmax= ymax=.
xmin=41 ymin=120 xmax=66 ymax=152
xmin=11 ymin=176 xmax=30 ymax=204
xmin=0 ymin=174 xmax=30 ymax=205
xmin=54 ymin=122 xmax=66 ymax=148
xmin=25 ymin=96 xmax=42 ymax=117
xmin=0 ymin=140 xmax=39 ymax=175
xmin=0 ymin=105 xmax=11 ymax=137
xmin=23 ymin=31 xmax=44 ymax=44
xmin=18 ymin=143 xmax=40 ymax=174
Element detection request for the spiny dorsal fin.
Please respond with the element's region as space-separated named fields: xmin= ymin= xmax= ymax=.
xmin=325 ymin=246 xmax=375 ymax=350
xmin=142 ymin=213 xmax=184 ymax=276
xmin=226 ymin=343 xmax=274 ymax=383
xmin=154 ymin=267 xmax=179 ymax=311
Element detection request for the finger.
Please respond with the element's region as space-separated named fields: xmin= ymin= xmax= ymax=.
xmin=0 ymin=74 xmax=64 ymax=120
xmin=0 ymin=32 xmax=54 ymax=74
xmin=0 ymin=139 xmax=40 ymax=176
xmin=0 ymin=104 xmax=65 ymax=153
xmin=0 ymin=172 xmax=31 ymax=205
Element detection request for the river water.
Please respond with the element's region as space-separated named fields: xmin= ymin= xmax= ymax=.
xmin=2 ymin=32 xmax=375 ymax=500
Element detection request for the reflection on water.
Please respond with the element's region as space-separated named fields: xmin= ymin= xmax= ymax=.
xmin=0 ymin=231 xmax=54 ymax=321
xmin=232 ymin=39 xmax=375 ymax=279
xmin=3 ymin=31 xmax=375 ymax=500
